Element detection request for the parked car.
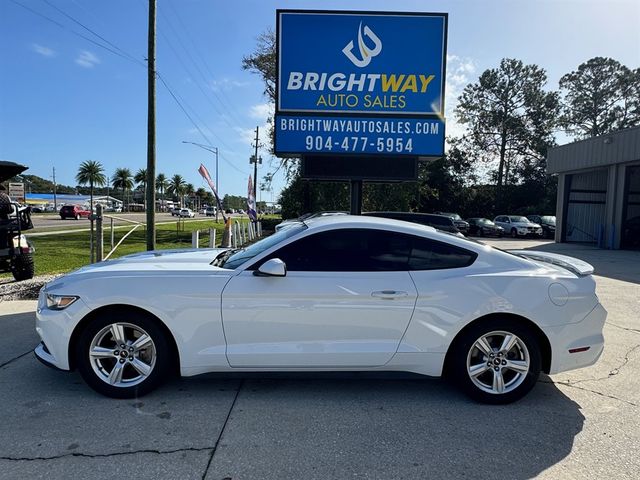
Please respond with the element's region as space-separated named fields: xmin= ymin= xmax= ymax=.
xmin=60 ymin=205 xmax=90 ymax=220
xmin=35 ymin=215 xmax=606 ymax=403
xmin=527 ymin=215 xmax=556 ymax=239
xmin=365 ymin=212 xmax=461 ymax=235
xmin=494 ymin=215 xmax=543 ymax=238
xmin=467 ymin=218 xmax=504 ymax=237
xmin=178 ymin=208 xmax=195 ymax=218
xmin=435 ymin=212 xmax=470 ymax=235
xmin=170 ymin=206 xmax=182 ymax=216
xmin=205 ymin=207 xmax=216 ymax=217
xmin=276 ymin=211 xmax=348 ymax=231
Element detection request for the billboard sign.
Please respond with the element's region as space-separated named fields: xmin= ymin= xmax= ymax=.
xmin=277 ymin=10 xmax=447 ymax=116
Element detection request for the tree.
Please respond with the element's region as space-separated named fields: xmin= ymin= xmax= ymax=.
xmin=76 ymin=160 xmax=106 ymax=212
xmin=156 ymin=173 xmax=167 ymax=210
xmin=242 ymin=29 xmax=276 ymax=102
xmin=134 ymin=168 xmax=147 ymax=208
xmin=559 ymin=57 xmax=640 ymax=138
xmin=455 ymin=58 xmax=559 ymax=211
xmin=168 ymin=174 xmax=186 ymax=207
xmin=185 ymin=183 xmax=195 ymax=208
xmin=112 ymin=168 xmax=133 ymax=209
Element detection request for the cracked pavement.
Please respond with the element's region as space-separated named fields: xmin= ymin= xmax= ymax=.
xmin=0 ymin=242 xmax=638 ymax=479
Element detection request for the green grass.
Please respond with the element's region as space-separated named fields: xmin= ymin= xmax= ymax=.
xmin=27 ymin=219 xmax=233 ymax=276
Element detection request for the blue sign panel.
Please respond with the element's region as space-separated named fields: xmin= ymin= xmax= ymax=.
xmin=275 ymin=114 xmax=444 ymax=157
xmin=277 ymin=11 xmax=447 ymax=116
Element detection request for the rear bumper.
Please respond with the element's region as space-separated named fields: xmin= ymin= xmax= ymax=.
xmin=544 ymin=303 xmax=607 ymax=374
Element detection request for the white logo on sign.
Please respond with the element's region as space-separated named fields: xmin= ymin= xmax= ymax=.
xmin=342 ymin=22 xmax=382 ymax=68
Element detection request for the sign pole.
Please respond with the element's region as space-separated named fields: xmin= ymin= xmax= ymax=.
xmin=350 ymin=180 xmax=362 ymax=215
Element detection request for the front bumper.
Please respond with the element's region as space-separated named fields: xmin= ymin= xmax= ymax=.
xmin=544 ymin=302 xmax=607 ymax=374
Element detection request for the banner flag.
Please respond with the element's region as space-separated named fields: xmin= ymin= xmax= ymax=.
xmin=198 ymin=164 xmax=226 ymax=222
xmin=247 ymin=175 xmax=257 ymax=221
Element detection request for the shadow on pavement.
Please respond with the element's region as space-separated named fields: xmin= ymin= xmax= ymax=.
xmin=193 ymin=373 xmax=584 ymax=480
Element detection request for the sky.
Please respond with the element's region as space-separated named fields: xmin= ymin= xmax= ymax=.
xmin=1 ymin=0 xmax=638 ymax=201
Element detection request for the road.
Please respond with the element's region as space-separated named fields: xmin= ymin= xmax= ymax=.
xmin=0 ymin=240 xmax=638 ymax=479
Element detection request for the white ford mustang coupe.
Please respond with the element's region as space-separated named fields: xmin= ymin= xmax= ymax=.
xmin=35 ymin=216 xmax=606 ymax=404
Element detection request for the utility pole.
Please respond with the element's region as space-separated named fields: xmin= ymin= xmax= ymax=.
xmin=146 ymin=0 xmax=157 ymax=250
xmin=52 ymin=166 xmax=57 ymax=212
xmin=250 ymin=126 xmax=261 ymax=213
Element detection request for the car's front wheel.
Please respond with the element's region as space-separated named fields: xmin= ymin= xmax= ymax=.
xmin=75 ymin=310 xmax=173 ymax=398
xmin=510 ymin=228 xmax=518 ymax=238
xmin=449 ymin=319 xmax=541 ymax=404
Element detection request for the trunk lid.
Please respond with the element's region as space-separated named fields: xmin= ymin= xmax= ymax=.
xmin=507 ymin=250 xmax=594 ymax=276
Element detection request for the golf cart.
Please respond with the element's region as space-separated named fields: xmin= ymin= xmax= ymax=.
xmin=0 ymin=161 xmax=35 ymax=281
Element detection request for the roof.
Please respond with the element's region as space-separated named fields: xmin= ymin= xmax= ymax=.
xmin=547 ymin=126 xmax=640 ymax=174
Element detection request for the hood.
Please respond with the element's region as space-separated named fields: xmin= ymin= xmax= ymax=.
xmin=511 ymin=222 xmax=540 ymax=228
xmin=63 ymin=248 xmax=230 ymax=277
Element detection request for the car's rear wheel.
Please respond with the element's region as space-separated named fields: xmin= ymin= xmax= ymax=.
xmin=75 ymin=311 xmax=172 ymax=398
xmin=448 ymin=319 xmax=541 ymax=404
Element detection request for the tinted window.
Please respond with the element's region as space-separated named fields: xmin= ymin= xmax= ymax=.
xmin=409 ymin=237 xmax=477 ymax=270
xmin=256 ymin=228 xmax=476 ymax=272
xmin=260 ymin=229 xmax=411 ymax=272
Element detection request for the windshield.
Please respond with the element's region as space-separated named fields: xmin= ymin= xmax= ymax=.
xmin=219 ymin=223 xmax=307 ymax=269
xmin=479 ymin=219 xmax=494 ymax=225
xmin=509 ymin=216 xmax=529 ymax=223
xmin=541 ymin=216 xmax=556 ymax=224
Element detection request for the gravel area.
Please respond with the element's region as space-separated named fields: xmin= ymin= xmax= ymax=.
xmin=0 ymin=275 xmax=60 ymax=301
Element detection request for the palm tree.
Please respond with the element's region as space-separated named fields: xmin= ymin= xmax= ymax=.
xmin=134 ymin=168 xmax=147 ymax=209
xmin=195 ymin=187 xmax=207 ymax=211
xmin=75 ymin=160 xmax=106 ymax=212
xmin=112 ymin=168 xmax=133 ymax=210
xmin=168 ymin=174 xmax=186 ymax=207
xmin=185 ymin=183 xmax=195 ymax=209
xmin=156 ymin=173 xmax=167 ymax=212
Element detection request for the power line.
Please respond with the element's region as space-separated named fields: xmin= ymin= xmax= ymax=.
xmin=156 ymin=3 xmax=244 ymax=130
xmin=41 ymin=0 xmax=144 ymax=67
xmin=12 ymin=0 xmax=248 ymax=176
xmin=156 ymin=73 xmax=248 ymax=175
xmin=162 ymin=0 xmax=245 ymax=126
xmin=10 ymin=0 xmax=146 ymax=68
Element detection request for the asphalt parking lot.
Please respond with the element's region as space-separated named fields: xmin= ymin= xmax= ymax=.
xmin=0 ymin=239 xmax=638 ymax=479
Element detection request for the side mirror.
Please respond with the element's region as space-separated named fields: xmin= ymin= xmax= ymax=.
xmin=254 ymin=258 xmax=287 ymax=277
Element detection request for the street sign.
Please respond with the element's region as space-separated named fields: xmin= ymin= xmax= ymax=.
xmin=275 ymin=114 xmax=444 ymax=157
xmin=277 ymin=11 xmax=447 ymax=116
xmin=8 ymin=182 xmax=25 ymax=203
xmin=275 ymin=10 xmax=448 ymax=159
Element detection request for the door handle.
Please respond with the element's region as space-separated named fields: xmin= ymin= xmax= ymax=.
xmin=371 ymin=290 xmax=409 ymax=299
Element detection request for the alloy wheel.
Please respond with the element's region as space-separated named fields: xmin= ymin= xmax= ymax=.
xmin=466 ymin=330 xmax=530 ymax=395
xmin=88 ymin=322 xmax=157 ymax=388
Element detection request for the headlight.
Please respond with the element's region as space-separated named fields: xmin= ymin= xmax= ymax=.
xmin=46 ymin=294 xmax=79 ymax=310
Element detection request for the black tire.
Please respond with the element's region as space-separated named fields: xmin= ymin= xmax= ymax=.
xmin=510 ymin=228 xmax=518 ymax=238
xmin=75 ymin=309 xmax=173 ymax=398
xmin=11 ymin=253 xmax=35 ymax=281
xmin=479 ymin=228 xmax=485 ymax=237
xmin=447 ymin=318 xmax=541 ymax=404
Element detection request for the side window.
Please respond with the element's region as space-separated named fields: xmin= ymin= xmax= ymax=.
xmin=408 ymin=237 xmax=477 ymax=271
xmin=260 ymin=229 xmax=411 ymax=272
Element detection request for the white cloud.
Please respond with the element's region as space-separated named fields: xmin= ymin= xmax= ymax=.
xmin=210 ymin=77 xmax=250 ymax=92
xmin=248 ymin=103 xmax=273 ymax=122
xmin=445 ymin=54 xmax=477 ymax=140
xmin=75 ymin=50 xmax=100 ymax=68
xmin=31 ymin=43 xmax=56 ymax=57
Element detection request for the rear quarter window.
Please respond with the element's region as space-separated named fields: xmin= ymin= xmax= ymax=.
xmin=409 ymin=237 xmax=477 ymax=270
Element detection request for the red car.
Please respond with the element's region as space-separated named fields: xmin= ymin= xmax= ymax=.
xmin=60 ymin=205 xmax=90 ymax=220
